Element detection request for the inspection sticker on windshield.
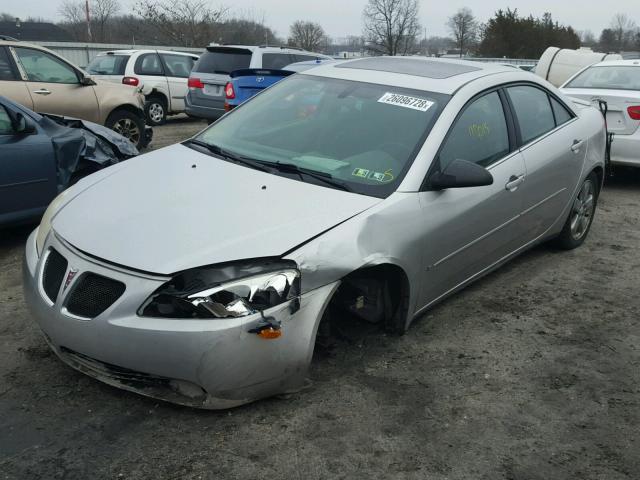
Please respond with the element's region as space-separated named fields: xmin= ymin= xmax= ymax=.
xmin=378 ymin=93 xmax=434 ymax=112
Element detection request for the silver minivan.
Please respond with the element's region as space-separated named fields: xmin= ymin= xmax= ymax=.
xmin=185 ymin=45 xmax=332 ymax=121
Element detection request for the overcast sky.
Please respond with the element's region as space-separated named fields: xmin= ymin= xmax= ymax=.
xmin=1 ymin=0 xmax=638 ymax=39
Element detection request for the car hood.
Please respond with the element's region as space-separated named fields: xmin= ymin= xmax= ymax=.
xmin=52 ymin=144 xmax=380 ymax=275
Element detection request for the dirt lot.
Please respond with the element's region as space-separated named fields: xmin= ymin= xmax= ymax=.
xmin=1 ymin=117 xmax=639 ymax=480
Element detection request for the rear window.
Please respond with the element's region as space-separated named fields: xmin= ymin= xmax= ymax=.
xmin=193 ymin=48 xmax=251 ymax=75
xmin=566 ymin=66 xmax=640 ymax=91
xmin=86 ymin=54 xmax=129 ymax=75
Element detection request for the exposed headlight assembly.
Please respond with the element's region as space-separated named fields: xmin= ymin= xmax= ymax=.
xmin=139 ymin=260 xmax=300 ymax=319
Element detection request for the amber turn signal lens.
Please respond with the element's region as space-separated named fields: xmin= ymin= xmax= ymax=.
xmin=258 ymin=327 xmax=282 ymax=339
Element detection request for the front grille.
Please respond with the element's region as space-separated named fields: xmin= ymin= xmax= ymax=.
xmin=42 ymin=248 xmax=68 ymax=303
xmin=66 ymin=273 xmax=125 ymax=318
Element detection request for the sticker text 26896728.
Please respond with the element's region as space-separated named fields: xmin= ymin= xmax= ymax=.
xmin=378 ymin=93 xmax=435 ymax=112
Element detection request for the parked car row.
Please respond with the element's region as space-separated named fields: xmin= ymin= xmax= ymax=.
xmin=22 ymin=57 xmax=607 ymax=409
xmin=185 ymin=45 xmax=332 ymax=121
xmin=0 ymin=38 xmax=151 ymax=149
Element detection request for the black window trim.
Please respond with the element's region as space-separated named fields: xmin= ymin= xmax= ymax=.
xmin=421 ymin=85 xmax=516 ymax=191
xmin=134 ymin=52 xmax=165 ymax=76
xmin=0 ymin=46 xmax=20 ymax=81
xmin=503 ymin=81 xmax=577 ymax=149
xmin=158 ymin=52 xmax=196 ymax=78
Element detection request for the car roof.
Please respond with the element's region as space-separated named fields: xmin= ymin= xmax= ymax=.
xmin=302 ymin=56 xmax=524 ymax=95
xmin=590 ymin=59 xmax=640 ymax=68
xmin=97 ymin=49 xmax=199 ymax=56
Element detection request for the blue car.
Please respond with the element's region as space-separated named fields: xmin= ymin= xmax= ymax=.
xmin=224 ymin=59 xmax=338 ymax=112
xmin=0 ymin=96 xmax=137 ymax=226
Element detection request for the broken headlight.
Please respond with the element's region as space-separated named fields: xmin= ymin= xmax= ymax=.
xmin=139 ymin=263 xmax=300 ymax=319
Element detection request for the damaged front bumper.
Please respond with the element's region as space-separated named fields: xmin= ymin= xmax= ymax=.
xmin=22 ymin=229 xmax=338 ymax=409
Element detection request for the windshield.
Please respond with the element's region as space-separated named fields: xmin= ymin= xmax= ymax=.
xmin=195 ymin=75 xmax=448 ymax=197
xmin=86 ymin=54 xmax=129 ymax=75
xmin=193 ymin=48 xmax=252 ymax=75
xmin=566 ymin=66 xmax=640 ymax=91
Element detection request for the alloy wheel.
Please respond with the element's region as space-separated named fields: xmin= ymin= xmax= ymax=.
xmin=570 ymin=179 xmax=595 ymax=241
xmin=148 ymin=102 xmax=164 ymax=123
xmin=112 ymin=118 xmax=141 ymax=144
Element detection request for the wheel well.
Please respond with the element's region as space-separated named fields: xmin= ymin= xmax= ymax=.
xmin=106 ymin=104 xmax=144 ymax=124
xmin=146 ymin=91 xmax=168 ymax=106
xmin=323 ymin=264 xmax=411 ymax=335
xmin=592 ymin=166 xmax=604 ymax=194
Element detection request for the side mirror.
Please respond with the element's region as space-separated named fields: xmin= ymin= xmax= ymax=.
xmin=428 ymin=159 xmax=494 ymax=190
xmin=13 ymin=112 xmax=36 ymax=135
xmin=80 ymin=74 xmax=96 ymax=86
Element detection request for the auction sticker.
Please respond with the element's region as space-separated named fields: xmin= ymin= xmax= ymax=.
xmin=378 ymin=93 xmax=434 ymax=112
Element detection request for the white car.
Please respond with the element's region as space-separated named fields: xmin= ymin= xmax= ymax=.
xmin=86 ymin=50 xmax=200 ymax=125
xmin=561 ymin=59 xmax=640 ymax=166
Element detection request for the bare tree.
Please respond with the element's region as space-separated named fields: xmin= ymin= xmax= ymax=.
xmin=288 ymin=21 xmax=327 ymax=52
xmin=134 ymin=0 xmax=228 ymax=47
xmin=610 ymin=13 xmax=637 ymax=51
xmin=579 ymin=30 xmax=597 ymax=47
xmin=92 ymin=0 xmax=119 ymax=42
xmin=59 ymin=0 xmax=119 ymax=42
xmin=447 ymin=7 xmax=477 ymax=57
xmin=362 ymin=0 xmax=420 ymax=56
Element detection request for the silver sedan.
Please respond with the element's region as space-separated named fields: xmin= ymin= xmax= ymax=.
xmin=23 ymin=57 xmax=606 ymax=409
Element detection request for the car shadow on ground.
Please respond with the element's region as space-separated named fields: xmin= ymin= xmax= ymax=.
xmin=0 ymin=223 xmax=36 ymax=250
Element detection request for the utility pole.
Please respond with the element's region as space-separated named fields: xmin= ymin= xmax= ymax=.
xmin=85 ymin=0 xmax=92 ymax=41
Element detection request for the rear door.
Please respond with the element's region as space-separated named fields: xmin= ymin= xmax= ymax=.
xmin=189 ymin=47 xmax=252 ymax=113
xmin=158 ymin=53 xmax=196 ymax=112
xmin=0 ymin=46 xmax=33 ymax=109
xmin=0 ymin=104 xmax=57 ymax=224
xmin=134 ymin=52 xmax=169 ymax=97
xmin=418 ymin=90 xmax=528 ymax=308
xmin=12 ymin=46 xmax=100 ymax=122
xmin=506 ymin=84 xmax=585 ymax=240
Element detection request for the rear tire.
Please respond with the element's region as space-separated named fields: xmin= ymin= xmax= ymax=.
xmin=553 ymin=172 xmax=599 ymax=250
xmin=105 ymin=110 xmax=145 ymax=150
xmin=144 ymin=96 xmax=167 ymax=126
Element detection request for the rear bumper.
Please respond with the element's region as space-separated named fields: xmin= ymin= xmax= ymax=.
xmin=611 ymin=131 xmax=640 ymax=166
xmin=184 ymin=93 xmax=225 ymax=121
xmin=23 ymin=228 xmax=339 ymax=409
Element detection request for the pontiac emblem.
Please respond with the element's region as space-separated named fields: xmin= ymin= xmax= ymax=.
xmin=63 ymin=268 xmax=79 ymax=291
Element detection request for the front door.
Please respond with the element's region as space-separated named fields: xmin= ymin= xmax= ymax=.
xmin=417 ymin=90 xmax=528 ymax=310
xmin=12 ymin=46 xmax=100 ymax=123
xmin=0 ymin=104 xmax=57 ymax=224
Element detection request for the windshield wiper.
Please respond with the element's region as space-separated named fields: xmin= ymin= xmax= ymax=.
xmin=265 ymin=162 xmax=352 ymax=192
xmin=185 ymin=139 xmax=272 ymax=173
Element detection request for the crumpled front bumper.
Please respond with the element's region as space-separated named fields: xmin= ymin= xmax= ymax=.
xmin=22 ymin=229 xmax=338 ymax=409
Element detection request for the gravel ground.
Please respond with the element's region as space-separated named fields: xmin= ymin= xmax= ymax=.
xmin=1 ymin=117 xmax=638 ymax=479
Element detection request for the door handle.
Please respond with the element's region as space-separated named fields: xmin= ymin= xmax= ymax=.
xmin=571 ymin=139 xmax=584 ymax=153
xmin=505 ymin=174 xmax=525 ymax=191
xmin=33 ymin=89 xmax=51 ymax=96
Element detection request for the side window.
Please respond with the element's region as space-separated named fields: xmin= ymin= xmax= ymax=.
xmin=262 ymin=53 xmax=294 ymax=69
xmin=0 ymin=106 xmax=13 ymax=134
xmin=438 ymin=91 xmax=510 ymax=169
xmin=293 ymin=54 xmax=316 ymax=63
xmin=0 ymin=47 xmax=18 ymax=81
xmin=14 ymin=47 xmax=78 ymax=84
xmin=507 ymin=86 xmax=556 ymax=144
xmin=160 ymin=54 xmax=194 ymax=78
xmin=550 ymin=96 xmax=573 ymax=126
xmin=134 ymin=53 xmax=164 ymax=76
